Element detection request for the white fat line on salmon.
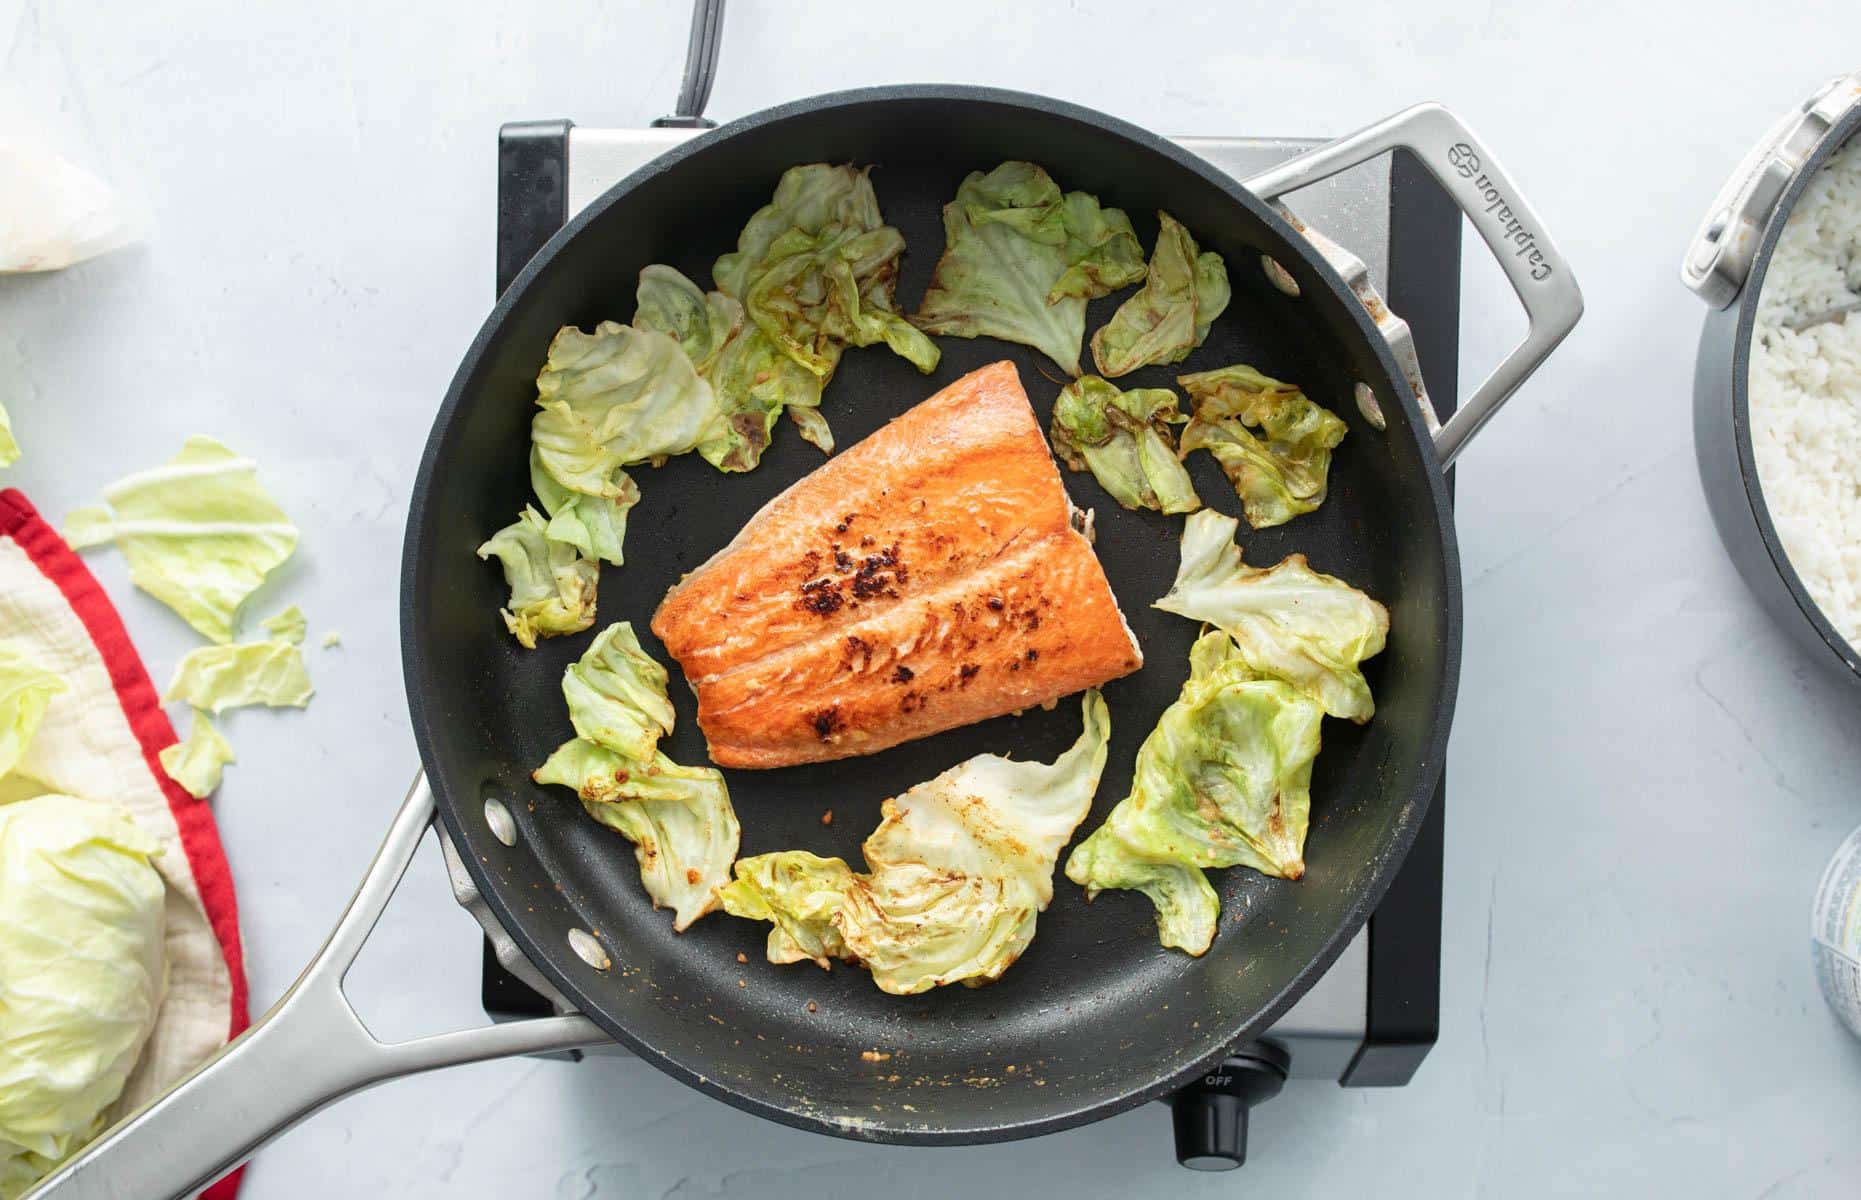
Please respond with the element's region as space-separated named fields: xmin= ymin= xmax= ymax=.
xmin=102 ymin=457 xmax=264 ymax=501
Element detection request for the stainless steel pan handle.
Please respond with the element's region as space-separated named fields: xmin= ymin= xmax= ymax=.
xmin=1244 ymin=103 xmax=1583 ymax=466
xmin=28 ymin=776 xmax=605 ymax=1200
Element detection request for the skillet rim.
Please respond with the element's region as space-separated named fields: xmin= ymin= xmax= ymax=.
xmin=401 ymin=82 xmax=1462 ymax=1143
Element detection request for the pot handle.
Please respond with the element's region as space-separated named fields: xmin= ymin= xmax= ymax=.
xmin=1243 ymin=103 xmax=1583 ymax=466
xmin=27 ymin=775 xmax=606 ymax=1200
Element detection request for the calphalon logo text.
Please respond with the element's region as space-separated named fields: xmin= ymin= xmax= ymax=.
xmin=1451 ymin=145 xmax=1553 ymax=282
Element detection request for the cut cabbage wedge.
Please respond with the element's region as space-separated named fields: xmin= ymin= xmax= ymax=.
xmin=0 ymin=795 xmax=165 ymax=1194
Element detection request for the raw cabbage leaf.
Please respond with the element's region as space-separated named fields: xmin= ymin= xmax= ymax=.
xmin=1177 ymin=364 xmax=1347 ymax=529
xmin=1154 ymin=510 xmax=1388 ymax=722
xmin=1090 ymin=212 xmax=1230 ymax=377
xmin=159 ymin=712 xmax=234 ymax=799
xmin=62 ymin=436 xmax=298 ymax=643
xmin=529 ymin=447 xmax=636 ymax=567
xmin=721 ymin=690 xmax=1110 ymax=994
xmin=259 ymin=604 xmax=306 ymax=645
xmin=530 ymin=622 xmax=739 ymax=930
xmin=1065 ymin=631 xmax=1324 ymax=955
xmin=632 ymin=265 xmax=826 ymax=470
xmin=0 ymin=642 xmax=64 ymax=781
xmin=476 ymin=506 xmax=598 ymax=648
xmin=0 ymin=400 xmax=16 ymax=468
xmin=162 ymin=638 xmax=313 ymax=715
xmin=530 ymin=321 xmax=721 ymax=494
xmin=911 ymin=162 xmax=1144 ymax=376
xmin=1050 ymin=376 xmax=1200 ymax=514
xmin=0 ymin=794 xmax=165 ymax=1192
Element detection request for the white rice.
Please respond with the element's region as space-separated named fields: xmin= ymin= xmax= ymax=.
xmin=1750 ymin=136 xmax=1861 ymax=648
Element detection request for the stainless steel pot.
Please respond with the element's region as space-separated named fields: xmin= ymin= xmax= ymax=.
xmin=1687 ymin=71 xmax=1861 ymax=687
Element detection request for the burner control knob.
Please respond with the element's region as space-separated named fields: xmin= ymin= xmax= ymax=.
xmin=1170 ymin=1041 xmax=1290 ymax=1171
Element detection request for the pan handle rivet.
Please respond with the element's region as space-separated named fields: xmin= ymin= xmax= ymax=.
xmin=568 ymin=928 xmax=611 ymax=971
xmin=1261 ymin=255 xmax=1301 ymax=298
xmin=1354 ymin=383 xmax=1386 ymax=431
xmin=483 ymin=793 xmax=518 ymax=847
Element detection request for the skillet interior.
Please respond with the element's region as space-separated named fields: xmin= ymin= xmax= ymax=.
xmin=403 ymin=86 xmax=1459 ymax=1142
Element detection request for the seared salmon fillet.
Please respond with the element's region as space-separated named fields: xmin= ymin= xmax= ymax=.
xmin=653 ymin=360 xmax=1141 ymax=768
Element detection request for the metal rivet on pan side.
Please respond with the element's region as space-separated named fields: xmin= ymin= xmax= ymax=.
xmin=1354 ymin=382 xmax=1387 ymax=431
xmin=482 ymin=791 xmax=517 ymax=847
xmin=1261 ymin=255 xmax=1301 ymax=297
xmin=568 ymin=928 xmax=611 ymax=971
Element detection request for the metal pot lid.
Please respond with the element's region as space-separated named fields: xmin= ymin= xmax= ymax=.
xmin=1683 ymin=71 xmax=1861 ymax=308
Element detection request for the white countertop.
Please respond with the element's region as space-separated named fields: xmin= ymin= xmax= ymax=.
xmin=5 ymin=0 xmax=1861 ymax=1195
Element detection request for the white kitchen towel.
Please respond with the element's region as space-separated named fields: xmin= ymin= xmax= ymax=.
xmin=0 ymin=489 xmax=247 ymax=1199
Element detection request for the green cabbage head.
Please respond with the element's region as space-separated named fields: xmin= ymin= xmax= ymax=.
xmin=0 ymin=795 xmax=166 ymax=1196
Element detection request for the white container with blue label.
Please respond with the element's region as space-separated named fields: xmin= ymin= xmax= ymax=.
xmin=1813 ymin=824 xmax=1861 ymax=1039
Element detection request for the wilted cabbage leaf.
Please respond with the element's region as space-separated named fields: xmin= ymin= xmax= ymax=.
xmin=715 ymin=164 xmax=886 ymax=296
xmin=163 ymin=638 xmax=313 ymax=715
xmin=912 ymin=162 xmax=1144 ymax=376
xmin=531 ymin=622 xmax=739 ymax=930
xmin=0 ymin=641 xmax=64 ymax=781
xmin=721 ymin=690 xmax=1110 ymax=994
xmin=1090 ymin=212 xmax=1230 ymax=377
xmin=1177 ymin=364 xmax=1347 ymax=528
xmin=62 ymin=436 xmax=298 ymax=644
xmin=534 ymin=743 xmax=739 ymax=930
xmin=742 ymin=223 xmax=938 ymax=377
xmin=1065 ymin=631 xmax=1324 ymax=955
xmin=709 ymin=166 xmax=938 ymax=461
xmin=159 ymin=712 xmax=234 ymax=799
xmin=530 ymin=321 xmax=722 ymax=495
xmin=635 ymin=263 xmax=742 ymax=372
xmin=559 ymin=622 xmax=675 ymax=762
xmin=631 ymin=265 xmax=826 ymax=470
xmin=1050 ymin=376 xmax=1200 ymax=514
xmin=0 ymin=794 xmax=165 ymax=1193
xmin=476 ymin=506 xmax=598 ymax=648
xmin=528 ymin=447 xmax=636 ymax=568
xmin=0 ymin=400 xmax=17 ymax=468
xmin=719 ymin=851 xmax=855 ymax=968
xmin=1155 ymin=510 xmax=1388 ymax=722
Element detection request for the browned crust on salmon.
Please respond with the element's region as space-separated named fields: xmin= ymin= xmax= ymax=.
xmin=652 ymin=361 xmax=1141 ymax=768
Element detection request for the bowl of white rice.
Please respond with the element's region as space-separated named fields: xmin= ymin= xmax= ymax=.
xmin=1692 ymin=75 xmax=1861 ymax=686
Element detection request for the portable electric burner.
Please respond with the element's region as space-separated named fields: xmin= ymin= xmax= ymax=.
xmin=454 ymin=82 xmax=1460 ymax=1175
